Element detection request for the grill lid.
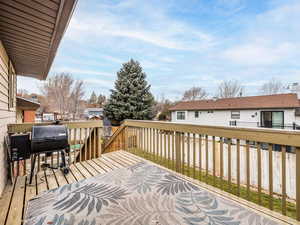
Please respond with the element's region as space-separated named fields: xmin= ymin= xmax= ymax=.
xmin=32 ymin=125 xmax=68 ymax=139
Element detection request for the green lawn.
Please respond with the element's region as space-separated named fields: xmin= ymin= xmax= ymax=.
xmin=127 ymin=148 xmax=297 ymax=220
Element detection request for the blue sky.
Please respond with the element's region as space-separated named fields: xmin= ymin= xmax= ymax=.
xmin=18 ymin=0 xmax=300 ymax=100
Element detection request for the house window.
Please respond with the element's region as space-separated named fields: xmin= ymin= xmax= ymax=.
xmin=177 ymin=111 xmax=185 ymax=120
xmin=261 ymin=111 xmax=284 ymax=128
xmin=231 ymin=111 xmax=240 ymax=119
xmin=207 ymin=110 xmax=214 ymax=113
xmin=195 ymin=111 xmax=199 ymax=118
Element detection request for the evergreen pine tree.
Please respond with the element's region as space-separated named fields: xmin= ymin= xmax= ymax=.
xmin=89 ymin=91 xmax=97 ymax=104
xmin=104 ymin=59 xmax=154 ymax=123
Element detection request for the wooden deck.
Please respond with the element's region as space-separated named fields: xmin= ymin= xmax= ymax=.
xmin=0 ymin=150 xmax=298 ymax=225
xmin=0 ymin=151 xmax=142 ymax=225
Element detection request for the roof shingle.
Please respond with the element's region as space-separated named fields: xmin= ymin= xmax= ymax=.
xmin=169 ymin=93 xmax=300 ymax=111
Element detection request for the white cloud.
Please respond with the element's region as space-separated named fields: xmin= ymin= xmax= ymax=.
xmin=223 ymin=42 xmax=295 ymax=65
xmin=84 ymin=78 xmax=114 ymax=89
xmin=52 ymin=67 xmax=113 ymax=77
xmin=17 ymin=76 xmax=43 ymax=94
xmin=65 ymin=1 xmax=216 ymax=51
xmin=222 ymin=1 xmax=300 ymax=66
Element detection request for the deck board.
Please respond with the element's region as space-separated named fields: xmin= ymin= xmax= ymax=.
xmin=0 ymin=151 xmax=297 ymax=225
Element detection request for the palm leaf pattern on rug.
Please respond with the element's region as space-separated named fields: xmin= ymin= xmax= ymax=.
xmin=53 ymin=183 xmax=128 ymax=216
xmin=127 ymin=164 xmax=166 ymax=194
xmin=29 ymin=214 xmax=97 ymax=225
xmin=176 ymin=191 xmax=240 ymax=225
xmin=156 ymin=174 xmax=199 ymax=195
xmin=223 ymin=198 xmax=278 ymax=225
xmin=24 ymin=161 xmax=280 ymax=225
xmin=25 ymin=192 xmax=57 ymax=220
xmin=97 ymin=193 xmax=183 ymax=225
xmin=128 ymin=161 xmax=147 ymax=172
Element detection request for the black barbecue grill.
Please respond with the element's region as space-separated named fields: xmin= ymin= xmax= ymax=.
xmin=8 ymin=124 xmax=71 ymax=184
xmin=31 ymin=125 xmax=69 ymax=153
xmin=29 ymin=125 xmax=70 ymax=184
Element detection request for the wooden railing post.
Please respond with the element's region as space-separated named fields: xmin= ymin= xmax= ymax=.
xmin=175 ymin=131 xmax=181 ymax=172
xmin=296 ymin=147 xmax=300 ymax=221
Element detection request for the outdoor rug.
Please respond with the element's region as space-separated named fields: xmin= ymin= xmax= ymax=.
xmin=24 ymin=161 xmax=280 ymax=225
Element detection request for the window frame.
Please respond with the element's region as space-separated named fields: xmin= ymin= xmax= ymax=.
xmin=176 ymin=111 xmax=186 ymax=120
xmin=231 ymin=110 xmax=240 ymax=119
xmin=194 ymin=111 xmax=199 ymax=118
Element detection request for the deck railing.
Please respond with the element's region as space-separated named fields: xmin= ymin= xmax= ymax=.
xmin=104 ymin=119 xmax=300 ymax=221
xmin=7 ymin=121 xmax=103 ymax=178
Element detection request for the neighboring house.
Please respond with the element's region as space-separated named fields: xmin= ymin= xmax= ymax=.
xmin=42 ymin=112 xmax=58 ymax=122
xmin=84 ymin=108 xmax=104 ymax=120
xmin=170 ymin=93 xmax=300 ymax=130
xmin=0 ymin=1 xmax=77 ymax=196
xmin=16 ymin=97 xmax=40 ymax=123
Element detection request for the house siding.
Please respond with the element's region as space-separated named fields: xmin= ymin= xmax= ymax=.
xmin=171 ymin=109 xmax=297 ymax=129
xmin=0 ymin=41 xmax=16 ymax=196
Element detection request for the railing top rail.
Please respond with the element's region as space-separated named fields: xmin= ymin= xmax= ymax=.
xmin=8 ymin=121 xmax=103 ymax=133
xmin=124 ymin=120 xmax=300 ymax=147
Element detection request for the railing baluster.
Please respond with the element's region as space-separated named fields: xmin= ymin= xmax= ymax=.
xmin=172 ymin=131 xmax=175 ymax=171
xmin=228 ymin=138 xmax=232 ymax=192
xmin=199 ymin=134 xmax=202 ymax=181
xmin=84 ymin=128 xmax=88 ymax=159
xmin=296 ymin=147 xmax=300 ymax=221
xmin=164 ymin=131 xmax=167 ymax=165
xmin=282 ymin=145 xmax=287 ymax=215
xmin=153 ymin=129 xmax=156 ymax=161
xmin=187 ymin=133 xmax=190 ymax=176
xmin=182 ymin=132 xmax=185 ymax=174
xmin=37 ymin=154 xmax=40 ymax=173
xmin=220 ymin=137 xmax=224 ymax=189
xmin=79 ymin=128 xmax=82 ymax=161
xmin=93 ymin=127 xmax=96 ymax=158
xmin=257 ymin=142 xmax=262 ymax=205
xmin=89 ymin=128 xmax=92 ymax=159
xmin=146 ymin=128 xmax=149 ymax=154
xmin=212 ymin=136 xmax=216 ymax=185
xmin=193 ymin=133 xmax=196 ymax=179
xmin=97 ymin=127 xmax=101 ymax=157
xmin=205 ymin=134 xmax=208 ymax=182
xmin=150 ymin=128 xmax=152 ymax=159
xmin=175 ymin=131 xmax=181 ymax=172
xmin=74 ymin=128 xmax=77 ymax=162
xmin=168 ymin=131 xmax=171 ymax=168
xmin=246 ymin=141 xmax=250 ymax=200
xmin=268 ymin=143 xmax=273 ymax=210
xmin=159 ymin=130 xmax=162 ymax=162
xmin=23 ymin=158 xmax=26 ymax=176
xmin=236 ymin=139 xmax=240 ymax=196
xmin=158 ymin=129 xmax=161 ymax=162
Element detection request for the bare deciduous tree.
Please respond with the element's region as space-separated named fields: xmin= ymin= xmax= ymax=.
xmin=260 ymin=79 xmax=285 ymax=95
xmin=217 ymin=80 xmax=243 ymax=98
xmin=70 ymin=80 xmax=85 ymax=120
xmin=40 ymin=72 xmax=85 ymax=120
xmin=97 ymin=94 xmax=106 ymax=107
xmin=182 ymin=87 xmax=208 ymax=101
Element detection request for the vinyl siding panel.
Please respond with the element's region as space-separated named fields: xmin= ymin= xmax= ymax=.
xmin=0 ymin=41 xmax=16 ymax=196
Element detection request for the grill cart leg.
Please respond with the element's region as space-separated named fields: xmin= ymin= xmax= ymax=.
xmin=60 ymin=150 xmax=69 ymax=174
xmin=29 ymin=154 xmax=37 ymax=184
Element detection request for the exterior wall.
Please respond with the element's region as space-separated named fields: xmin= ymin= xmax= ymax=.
xmin=0 ymin=41 xmax=17 ymax=196
xmin=171 ymin=108 xmax=297 ymax=129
